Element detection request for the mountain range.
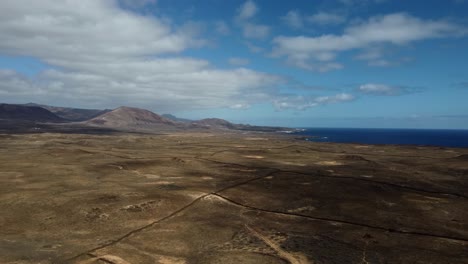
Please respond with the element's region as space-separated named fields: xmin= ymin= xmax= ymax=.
xmin=0 ymin=103 xmax=289 ymax=133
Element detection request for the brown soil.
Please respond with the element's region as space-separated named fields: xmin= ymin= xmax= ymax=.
xmin=0 ymin=132 xmax=467 ymax=263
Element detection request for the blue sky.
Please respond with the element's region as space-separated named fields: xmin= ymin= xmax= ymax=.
xmin=0 ymin=0 xmax=468 ymax=128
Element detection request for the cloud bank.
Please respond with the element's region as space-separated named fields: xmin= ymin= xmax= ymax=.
xmin=272 ymin=13 xmax=466 ymax=71
xmin=0 ymin=0 xmax=284 ymax=111
xmin=358 ymin=83 xmax=414 ymax=96
xmin=273 ymin=93 xmax=355 ymax=110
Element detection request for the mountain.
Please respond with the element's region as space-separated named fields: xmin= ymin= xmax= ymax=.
xmin=161 ymin=114 xmax=192 ymax=123
xmin=85 ymin=106 xmax=178 ymax=130
xmin=24 ymin=103 xmax=110 ymax=121
xmin=190 ymin=118 xmax=289 ymax=132
xmin=0 ymin=104 xmax=63 ymax=122
xmin=191 ymin=118 xmax=237 ymax=129
xmin=0 ymin=102 xmax=291 ymax=133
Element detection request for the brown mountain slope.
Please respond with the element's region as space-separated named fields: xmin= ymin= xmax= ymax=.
xmin=191 ymin=117 xmax=290 ymax=132
xmin=193 ymin=118 xmax=236 ymax=129
xmin=85 ymin=106 xmax=178 ymax=130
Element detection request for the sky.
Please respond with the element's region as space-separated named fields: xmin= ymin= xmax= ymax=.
xmin=1 ymin=0 xmax=468 ymax=129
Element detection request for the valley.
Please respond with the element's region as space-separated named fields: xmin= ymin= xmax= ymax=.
xmin=1 ymin=132 xmax=467 ymax=263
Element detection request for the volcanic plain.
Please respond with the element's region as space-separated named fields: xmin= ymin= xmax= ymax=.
xmin=1 ymin=132 xmax=468 ymax=264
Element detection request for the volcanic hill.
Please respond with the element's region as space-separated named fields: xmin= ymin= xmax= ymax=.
xmin=85 ymin=106 xmax=179 ymax=131
xmin=0 ymin=103 xmax=63 ymax=122
xmin=24 ymin=103 xmax=110 ymax=121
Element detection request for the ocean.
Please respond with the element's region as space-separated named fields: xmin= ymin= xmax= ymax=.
xmin=292 ymin=128 xmax=468 ymax=148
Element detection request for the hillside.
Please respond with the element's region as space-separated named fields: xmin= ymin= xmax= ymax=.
xmin=24 ymin=103 xmax=110 ymax=121
xmin=162 ymin=114 xmax=192 ymax=123
xmin=0 ymin=104 xmax=63 ymax=122
xmin=85 ymin=106 xmax=178 ymax=130
xmin=191 ymin=117 xmax=290 ymax=132
xmin=192 ymin=118 xmax=237 ymax=129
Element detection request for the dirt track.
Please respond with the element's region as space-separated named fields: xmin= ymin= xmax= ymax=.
xmin=1 ymin=132 xmax=467 ymax=263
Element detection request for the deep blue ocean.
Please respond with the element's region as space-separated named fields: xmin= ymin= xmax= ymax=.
xmin=292 ymin=128 xmax=468 ymax=148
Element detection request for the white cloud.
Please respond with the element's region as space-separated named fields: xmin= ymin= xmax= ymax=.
xmin=315 ymin=93 xmax=355 ymax=103
xmin=228 ymin=57 xmax=250 ymax=66
xmin=355 ymin=47 xmax=414 ymax=67
xmin=281 ymin=10 xmax=303 ymax=29
xmin=230 ymin=103 xmax=250 ymax=110
xmin=345 ymin=13 xmax=465 ymax=44
xmin=307 ymin=12 xmax=346 ymax=25
xmin=285 ymin=59 xmax=343 ymax=72
xmin=273 ymin=93 xmax=355 ymax=111
xmin=120 ymin=0 xmax=156 ymax=9
xmin=236 ymin=0 xmax=258 ymax=21
xmin=272 ymin=13 xmax=466 ymax=71
xmin=0 ymin=0 xmax=283 ymax=111
xmin=367 ymin=59 xmax=392 ymax=67
xmin=358 ymin=83 xmax=410 ymax=96
xmin=235 ymin=1 xmax=270 ymax=40
xmin=0 ymin=70 xmax=37 ymax=95
xmin=355 ymin=47 xmax=391 ymax=66
xmin=0 ymin=1 xmax=197 ymax=59
xmin=1 ymin=64 xmax=282 ymax=111
xmin=0 ymin=0 xmax=358 ymax=112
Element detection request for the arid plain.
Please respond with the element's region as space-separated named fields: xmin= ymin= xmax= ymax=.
xmin=1 ymin=132 xmax=468 ymax=264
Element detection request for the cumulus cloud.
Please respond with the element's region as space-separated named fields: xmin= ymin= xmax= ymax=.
xmin=281 ymin=10 xmax=303 ymax=29
xmin=236 ymin=0 xmax=258 ymax=21
xmin=0 ymin=0 xmax=359 ymax=112
xmin=272 ymin=13 xmax=466 ymax=71
xmin=235 ymin=1 xmax=270 ymax=40
xmin=0 ymin=1 xmax=200 ymax=60
xmin=355 ymin=48 xmax=414 ymax=67
xmin=273 ymin=93 xmax=355 ymax=110
xmin=307 ymin=12 xmax=346 ymax=25
xmin=3 ymin=62 xmax=282 ymax=111
xmin=358 ymin=83 xmax=413 ymax=96
xmin=285 ymin=59 xmax=343 ymax=72
xmin=0 ymin=0 xmax=285 ymax=111
xmin=228 ymin=57 xmax=250 ymax=66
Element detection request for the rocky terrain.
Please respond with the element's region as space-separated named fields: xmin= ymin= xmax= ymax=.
xmin=0 ymin=132 xmax=467 ymax=263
